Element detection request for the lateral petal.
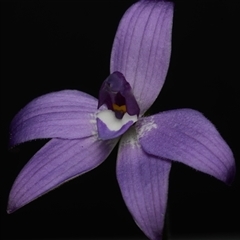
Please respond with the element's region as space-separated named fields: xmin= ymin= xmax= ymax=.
xmin=139 ymin=109 xmax=235 ymax=185
xmin=10 ymin=90 xmax=99 ymax=147
xmin=8 ymin=136 xmax=117 ymax=213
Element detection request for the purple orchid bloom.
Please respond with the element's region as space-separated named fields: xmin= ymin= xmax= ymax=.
xmin=7 ymin=1 xmax=235 ymax=240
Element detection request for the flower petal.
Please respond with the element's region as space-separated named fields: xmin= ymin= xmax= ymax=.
xmin=9 ymin=90 xmax=99 ymax=147
xmin=110 ymin=0 xmax=173 ymax=114
xmin=139 ymin=109 xmax=235 ymax=185
xmin=7 ymin=136 xmax=117 ymax=213
xmin=117 ymin=128 xmax=171 ymax=240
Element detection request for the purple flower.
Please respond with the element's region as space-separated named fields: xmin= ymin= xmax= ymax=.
xmin=7 ymin=1 xmax=235 ymax=240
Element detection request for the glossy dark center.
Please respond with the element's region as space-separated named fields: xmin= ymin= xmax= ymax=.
xmin=98 ymin=72 xmax=140 ymax=119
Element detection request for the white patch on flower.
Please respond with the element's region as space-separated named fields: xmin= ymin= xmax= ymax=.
xmin=90 ymin=112 xmax=98 ymax=136
xmin=137 ymin=116 xmax=157 ymax=139
xmin=90 ymin=110 xmax=119 ymax=147
xmin=120 ymin=116 xmax=157 ymax=149
xmin=90 ymin=105 xmax=108 ymax=137
xmin=120 ymin=126 xmax=139 ymax=148
xmin=97 ymin=110 xmax=137 ymax=131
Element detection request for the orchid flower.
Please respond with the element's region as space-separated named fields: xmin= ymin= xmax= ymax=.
xmin=7 ymin=1 xmax=235 ymax=240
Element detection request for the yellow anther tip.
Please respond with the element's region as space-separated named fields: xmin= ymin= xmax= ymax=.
xmin=113 ymin=104 xmax=127 ymax=113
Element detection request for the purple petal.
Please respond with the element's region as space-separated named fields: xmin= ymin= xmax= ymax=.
xmin=111 ymin=1 xmax=173 ymax=114
xmin=139 ymin=109 xmax=235 ymax=185
xmin=9 ymin=90 xmax=99 ymax=147
xmin=8 ymin=136 xmax=117 ymax=213
xmin=117 ymin=130 xmax=171 ymax=240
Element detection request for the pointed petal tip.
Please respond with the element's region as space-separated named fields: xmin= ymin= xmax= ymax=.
xmin=7 ymin=193 xmax=29 ymax=214
xmin=225 ymin=163 xmax=236 ymax=186
xmin=7 ymin=209 xmax=13 ymax=214
xmin=7 ymin=202 xmax=18 ymax=214
xmin=7 ymin=208 xmax=15 ymax=214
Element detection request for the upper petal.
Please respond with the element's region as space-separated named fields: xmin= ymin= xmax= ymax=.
xmin=9 ymin=90 xmax=99 ymax=147
xmin=139 ymin=109 xmax=235 ymax=185
xmin=110 ymin=0 xmax=174 ymax=114
xmin=117 ymin=128 xmax=171 ymax=240
xmin=8 ymin=136 xmax=117 ymax=213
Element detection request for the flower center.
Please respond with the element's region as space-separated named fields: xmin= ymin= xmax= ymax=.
xmin=96 ymin=71 xmax=140 ymax=140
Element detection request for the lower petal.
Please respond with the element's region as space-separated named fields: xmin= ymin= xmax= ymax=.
xmin=139 ymin=109 xmax=235 ymax=185
xmin=117 ymin=129 xmax=171 ymax=240
xmin=8 ymin=136 xmax=117 ymax=213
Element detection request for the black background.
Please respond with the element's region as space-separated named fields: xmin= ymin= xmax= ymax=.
xmin=1 ymin=0 xmax=239 ymax=239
